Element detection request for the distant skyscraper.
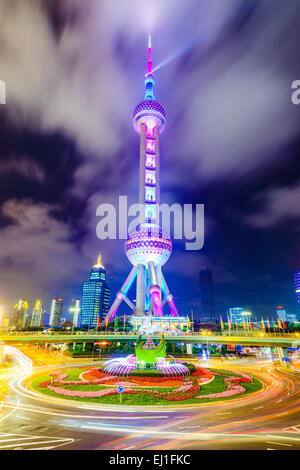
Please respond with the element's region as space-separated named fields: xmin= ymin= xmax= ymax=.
xmin=229 ymin=307 xmax=244 ymax=324
xmin=81 ymin=254 xmax=111 ymax=328
xmin=43 ymin=311 xmax=50 ymax=326
xmin=49 ymin=298 xmax=63 ymax=327
xmin=287 ymin=313 xmax=298 ymax=323
xmin=0 ymin=306 xmax=4 ymax=326
xmin=276 ymin=306 xmax=287 ymax=322
xmin=11 ymin=299 xmax=28 ymax=329
xmin=294 ymin=270 xmax=300 ymax=307
xmin=69 ymin=299 xmax=80 ymax=327
xmin=0 ymin=317 xmax=9 ymax=328
xmin=40 ymin=310 xmax=46 ymax=327
xmin=31 ymin=300 xmax=43 ymax=327
xmin=199 ymin=265 xmax=215 ymax=322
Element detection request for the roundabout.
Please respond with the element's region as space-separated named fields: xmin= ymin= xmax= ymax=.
xmin=28 ymin=335 xmax=263 ymax=406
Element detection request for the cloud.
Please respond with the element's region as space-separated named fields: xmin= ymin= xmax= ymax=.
xmin=0 ymin=199 xmax=85 ymax=307
xmin=0 ymin=0 xmax=130 ymax=157
xmin=0 ymin=156 xmax=45 ymax=183
xmin=245 ymin=183 xmax=300 ymax=228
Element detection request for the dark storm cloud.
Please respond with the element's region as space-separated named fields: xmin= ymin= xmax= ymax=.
xmin=0 ymin=0 xmax=299 ymax=315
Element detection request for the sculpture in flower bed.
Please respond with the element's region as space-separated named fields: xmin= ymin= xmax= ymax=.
xmin=102 ymin=334 xmax=190 ymax=377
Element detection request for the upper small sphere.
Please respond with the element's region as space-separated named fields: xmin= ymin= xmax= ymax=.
xmin=133 ymin=99 xmax=166 ymax=133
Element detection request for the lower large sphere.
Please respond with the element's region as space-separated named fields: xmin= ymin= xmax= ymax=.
xmin=125 ymin=224 xmax=172 ymax=266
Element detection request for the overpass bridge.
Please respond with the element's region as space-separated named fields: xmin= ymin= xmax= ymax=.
xmin=1 ymin=331 xmax=299 ymax=348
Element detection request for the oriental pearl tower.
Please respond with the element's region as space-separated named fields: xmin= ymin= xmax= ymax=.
xmin=104 ymin=36 xmax=179 ymax=324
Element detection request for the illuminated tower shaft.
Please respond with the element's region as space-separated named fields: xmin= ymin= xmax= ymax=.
xmin=105 ymin=36 xmax=179 ymax=324
xmin=135 ymin=36 xmax=163 ymax=316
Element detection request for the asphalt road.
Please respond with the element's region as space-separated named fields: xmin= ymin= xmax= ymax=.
xmin=0 ymin=347 xmax=299 ymax=450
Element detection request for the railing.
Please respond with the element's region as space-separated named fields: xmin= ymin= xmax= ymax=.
xmin=2 ymin=330 xmax=299 ymax=337
xmin=0 ymin=330 xmax=299 ymax=340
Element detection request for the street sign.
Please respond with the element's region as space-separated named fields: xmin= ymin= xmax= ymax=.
xmin=117 ymin=385 xmax=124 ymax=394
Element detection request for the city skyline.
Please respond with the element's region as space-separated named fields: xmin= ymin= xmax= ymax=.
xmin=2 ymin=266 xmax=299 ymax=327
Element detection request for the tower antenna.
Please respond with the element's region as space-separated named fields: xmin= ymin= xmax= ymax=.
xmin=147 ymin=34 xmax=152 ymax=75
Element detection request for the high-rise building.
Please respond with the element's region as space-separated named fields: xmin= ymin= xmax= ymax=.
xmin=294 ymin=270 xmax=300 ymax=307
xmin=287 ymin=313 xmax=298 ymax=323
xmin=69 ymin=299 xmax=80 ymax=327
xmin=49 ymin=298 xmax=63 ymax=327
xmin=229 ymin=307 xmax=244 ymax=324
xmin=11 ymin=299 xmax=28 ymax=329
xmin=40 ymin=310 xmax=46 ymax=327
xmin=0 ymin=317 xmax=9 ymax=328
xmin=0 ymin=306 xmax=4 ymax=326
xmin=43 ymin=311 xmax=50 ymax=326
xmin=81 ymin=255 xmax=110 ymax=328
xmin=276 ymin=306 xmax=287 ymax=322
xmin=31 ymin=299 xmax=43 ymax=327
xmin=199 ymin=265 xmax=216 ymax=322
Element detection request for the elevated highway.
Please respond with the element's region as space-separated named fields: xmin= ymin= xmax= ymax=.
xmin=0 ymin=331 xmax=299 ymax=348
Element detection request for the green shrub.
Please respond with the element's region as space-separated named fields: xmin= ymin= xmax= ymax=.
xmin=128 ymin=369 xmax=165 ymax=377
xmin=182 ymin=362 xmax=196 ymax=374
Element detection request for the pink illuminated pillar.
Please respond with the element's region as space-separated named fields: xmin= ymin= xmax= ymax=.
xmin=166 ymin=294 xmax=179 ymax=317
xmin=150 ymin=285 xmax=163 ymax=317
xmin=148 ymin=261 xmax=163 ymax=316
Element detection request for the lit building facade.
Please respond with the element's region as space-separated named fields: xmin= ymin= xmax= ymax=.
xmin=294 ymin=270 xmax=300 ymax=307
xmin=11 ymin=299 xmax=28 ymax=329
xmin=229 ymin=307 xmax=244 ymax=324
xmin=49 ymin=298 xmax=63 ymax=327
xmin=0 ymin=306 xmax=4 ymax=327
xmin=276 ymin=306 xmax=287 ymax=322
xmin=105 ymin=36 xmax=180 ymax=323
xmin=287 ymin=313 xmax=298 ymax=323
xmin=69 ymin=299 xmax=81 ymax=327
xmin=80 ymin=255 xmax=110 ymax=328
xmin=31 ymin=299 xmax=43 ymax=327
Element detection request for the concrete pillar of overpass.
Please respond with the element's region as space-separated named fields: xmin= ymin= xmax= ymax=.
xmin=83 ymin=343 xmax=86 ymax=352
xmin=277 ymin=347 xmax=290 ymax=368
xmin=186 ymin=343 xmax=192 ymax=355
xmin=73 ymin=342 xmax=76 ymax=350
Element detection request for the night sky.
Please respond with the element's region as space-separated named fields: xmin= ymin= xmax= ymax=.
xmin=0 ymin=0 xmax=300 ymax=320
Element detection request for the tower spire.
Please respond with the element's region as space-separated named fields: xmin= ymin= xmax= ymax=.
xmin=147 ymin=34 xmax=152 ymax=75
xmin=145 ymin=34 xmax=155 ymax=100
xmin=94 ymin=253 xmax=105 ymax=269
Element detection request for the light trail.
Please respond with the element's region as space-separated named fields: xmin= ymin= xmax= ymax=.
xmin=1 ymin=347 xmax=300 ymax=450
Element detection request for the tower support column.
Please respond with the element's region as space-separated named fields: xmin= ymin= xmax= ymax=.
xmin=161 ymin=273 xmax=179 ymax=316
xmin=136 ymin=264 xmax=145 ymax=316
xmin=148 ymin=261 xmax=163 ymax=316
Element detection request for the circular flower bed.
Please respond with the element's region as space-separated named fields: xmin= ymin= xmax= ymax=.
xmin=31 ymin=366 xmax=262 ymax=405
